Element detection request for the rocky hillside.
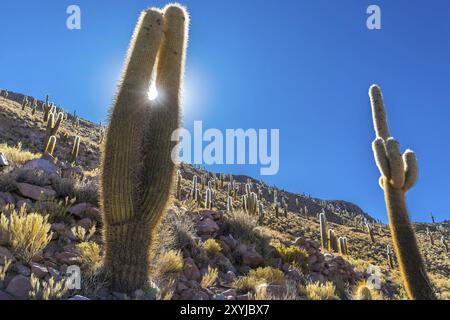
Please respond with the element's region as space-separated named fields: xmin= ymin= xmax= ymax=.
xmin=0 ymin=92 xmax=448 ymax=300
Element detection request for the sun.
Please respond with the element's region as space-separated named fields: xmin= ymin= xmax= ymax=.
xmin=148 ymin=82 xmax=158 ymax=101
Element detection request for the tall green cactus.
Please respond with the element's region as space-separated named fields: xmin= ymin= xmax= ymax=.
xmin=43 ymin=111 xmax=63 ymax=151
xmin=100 ymin=5 xmax=189 ymax=292
xmin=369 ymin=84 xmax=435 ymax=300
xmin=319 ymin=212 xmax=328 ymax=250
xmin=71 ymin=136 xmax=80 ymax=164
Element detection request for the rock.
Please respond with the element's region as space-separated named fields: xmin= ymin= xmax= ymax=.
xmin=48 ymin=267 xmax=61 ymax=279
xmin=193 ymin=291 xmax=210 ymax=300
xmin=78 ymin=218 xmax=93 ymax=230
xmin=241 ymin=247 xmax=264 ymax=267
xmin=237 ymin=294 xmax=249 ymax=300
xmin=213 ymin=293 xmax=225 ymax=300
xmin=51 ymin=223 xmax=66 ymax=233
xmin=16 ymin=199 xmax=33 ymax=209
xmin=68 ymin=203 xmax=92 ymax=217
xmin=0 ymin=246 xmax=15 ymax=263
xmin=68 ymin=295 xmax=90 ymax=300
xmin=55 ymin=251 xmax=78 ymax=265
xmin=0 ymin=153 xmax=9 ymax=167
xmin=85 ymin=207 xmax=102 ymax=222
xmin=14 ymin=263 xmax=31 ymax=277
xmin=0 ymin=290 xmax=14 ymax=300
xmin=0 ymin=192 xmax=15 ymax=205
xmin=31 ymin=263 xmax=48 ymax=279
xmin=183 ymin=258 xmax=201 ymax=281
xmin=308 ymin=272 xmax=326 ymax=283
xmin=196 ymin=218 xmax=219 ymax=235
xmin=16 ymin=183 xmax=56 ymax=201
xmin=223 ymin=271 xmax=237 ymax=284
xmin=23 ymin=158 xmax=58 ymax=175
xmin=6 ymin=275 xmax=31 ymax=300
xmin=222 ymin=289 xmax=237 ymax=297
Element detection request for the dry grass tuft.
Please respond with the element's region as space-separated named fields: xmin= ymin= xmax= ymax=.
xmin=0 ymin=143 xmax=40 ymax=165
xmin=234 ymin=267 xmax=285 ymax=292
xmin=202 ymin=239 xmax=222 ymax=256
xmin=301 ymin=281 xmax=340 ymax=300
xmin=201 ymin=266 xmax=219 ymax=289
xmin=29 ymin=275 xmax=69 ymax=300
xmin=0 ymin=205 xmax=52 ymax=263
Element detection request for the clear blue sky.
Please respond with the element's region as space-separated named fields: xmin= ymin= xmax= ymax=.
xmin=1 ymin=0 xmax=449 ymax=223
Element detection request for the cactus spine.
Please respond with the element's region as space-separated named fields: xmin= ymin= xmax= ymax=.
xmin=71 ymin=136 xmax=80 ymax=164
xmin=369 ymin=85 xmax=435 ymax=300
xmin=319 ymin=212 xmax=328 ymax=250
xmin=100 ymin=5 xmax=189 ymax=292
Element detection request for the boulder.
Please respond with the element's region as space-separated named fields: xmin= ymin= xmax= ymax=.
xmin=16 ymin=183 xmax=56 ymax=201
xmin=241 ymin=247 xmax=264 ymax=268
xmin=183 ymin=258 xmax=201 ymax=281
xmin=196 ymin=218 xmax=219 ymax=235
xmin=68 ymin=203 xmax=93 ymax=217
xmin=23 ymin=158 xmax=58 ymax=175
xmin=31 ymin=263 xmax=48 ymax=279
xmin=0 ymin=290 xmax=14 ymax=300
xmin=0 ymin=246 xmax=15 ymax=263
xmin=5 ymin=275 xmax=31 ymax=300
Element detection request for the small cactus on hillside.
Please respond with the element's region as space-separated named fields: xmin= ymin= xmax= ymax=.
xmin=369 ymin=84 xmax=435 ymax=300
xmin=71 ymin=136 xmax=80 ymax=164
xmin=319 ymin=212 xmax=328 ymax=250
xmin=441 ymin=236 xmax=448 ymax=253
xmin=387 ymin=244 xmax=395 ymax=269
xmin=355 ymin=284 xmax=373 ymax=300
xmin=43 ymin=111 xmax=63 ymax=151
xmin=426 ymin=227 xmax=434 ymax=246
xmin=366 ymin=222 xmax=376 ymax=243
xmin=328 ymin=229 xmax=338 ymax=252
xmin=175 ymin=170 xmax=182 ymax=200
xmin=45 ymin=135 xmax=57 ymax=155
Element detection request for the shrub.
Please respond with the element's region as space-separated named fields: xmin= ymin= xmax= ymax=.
xmin=202 ymin=239 xmax=222 ymax=256
xmin=302 ymin=281 xmax=339 ymax=300
xmin=222 ymin=210 xmax=257 ymax=244
xmin=274 ymin=244 xmax=309 ymax=271
xmin=0 ymin=206 xmax=53 ymax=263
xmin=201 ymin=266 xmax=219 ymax=289
xmin=0 ymin=143 xmax=39 ymax=165
xmin=0 ymin=257 xmax=12 ymax=284
xmin=234 ymin=267 xmax=285 ymax=292
xmin=71 ymin=225 xmax=96 ymax=242
xmin=35 ymin=196 xmax=76 ymax=223
xmin=76 ymin=242 xmax=102 ymax=269
xmin=29 ymin=275 xmax=69 ymax=300
xmin=154 ymin=250 xmax=184 ymax=278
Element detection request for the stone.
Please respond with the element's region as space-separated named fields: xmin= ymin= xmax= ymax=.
xmin=68 ymin=295 xmax=90 ymax=300
xmin=23 ymin=158 xmax=58 ymax=175
xmin=241 ymin=247 xmax=264 ymax=267
xmin=0 ymin=246 xmax=15 ymax=263
xmin=0 ymin=290 xmax=14 ymax=300
xmin=183 ymin=258 xmax=201 ymax=281
xmin=196 ymin=218 xmax=219 ymax=235
xmin=31 ymin=263 xmax=48 ymax=279
xmin=16 ymin=199 xmax=33 ymax=209
xmin=223 ymin=271 xmax=236 ymax=283
xmin=68 ymin=203 xmax=92 ymax=217
xmin=0 ymin=153 xmax=9 ymax=167
xmin=0 ymin=192 xmax=15 ymax=204
xmin=6 ymin=275 xmax=31 ymax=300
xmin=85 ymin=207 xmax=102 ymax=222
xmin=16 ymin=183 xmax=56 ymax=201
xmin=55 ymin=251 xmax=78 ymax=265
xmin=14 ymin=263 xmax=31 ymax=277
xmin=78 ymin=218 xmax=93 ymax=230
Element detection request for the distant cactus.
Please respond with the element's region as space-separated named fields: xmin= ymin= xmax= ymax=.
xmin=43 ymin=111 xmax=63 ymax=151
xmin=355 ymin=285 xmax=373 ymax=300
xmin=369 ymin=84 xmax=435 ymax=300
xmin=426 ymin=227 xmax=434 ymax=246
xmin=366 ymin=222 xmax=376 ymax=243
xmin=100 ymin=5 xmax=189 ymax=292
xmin=430 ymin=212 xmax=435 ymax=224
xmin=387 ymin=245 xmax=395 ymax=269
xmin=205 ymin=187 xmax=213 ymax=209
xmin=328 ymin=229 xmax=338 ymax=252
xmin=21 ymin=97 xmax=28 ymax=111
xmin=243 ymin=192 xmax=258 ymax=215
xmin=441 ymin=236 xmax=448 ymax=253
xmin=338 ymin=237 xmax=348 ymax=255
xmin=43 ymin=103 xmax=53 ymax=122
xmin=45 ymin=135 xmax=57 ymax=155
xmin=227 ymin=196 xmax=233 ymax=213
xmin=258 ymin=202 xmax=265 ymax=225
xmin=175 ymin=170 xmax=182 ymax=200
xmin=319 ymin=212 xmax=328 ymax=250
xmin=71 ymin=136 xmax=80 ymax=164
